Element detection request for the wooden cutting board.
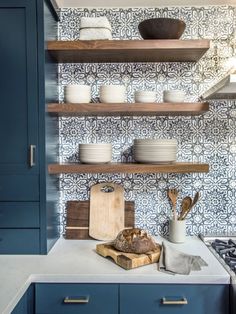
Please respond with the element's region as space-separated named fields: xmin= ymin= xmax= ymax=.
xmin=89 ymin=183 xmax=125 ymax=241
xmin=96 ymin=242 xmax=161 ymax=270
xmin=65 ymin=200 xmax=135 ymax=239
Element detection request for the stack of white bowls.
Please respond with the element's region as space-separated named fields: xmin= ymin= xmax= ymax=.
xmin=134 ymin=91 xmax=156 ymax=103
xmin=163 ymin=90 xmax=185 ymax=103
xmin=65 ymin=84 xmax=91 ymax=103
xmin=134 ymin=139 xmax=177 ymax=164
xmin=79 ymin=143 xmax=112 ymax=164
xmin=100 ymin=85 xmax=126 ymax=103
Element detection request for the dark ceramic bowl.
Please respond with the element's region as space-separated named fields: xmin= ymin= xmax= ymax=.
xmin=138 ymin=18 xmax=186 ymax=40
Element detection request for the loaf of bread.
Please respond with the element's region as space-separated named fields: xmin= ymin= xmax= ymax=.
xmin=113 ymin=228 xmax=156 ymax=254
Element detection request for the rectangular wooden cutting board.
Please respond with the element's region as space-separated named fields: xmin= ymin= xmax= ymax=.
xmin=96 ymin=242 xmax=161 ymax=270
xmin=89 ymin=183 xmax=125 ymax=241
xmin=65 ymin=201 xmax=134 ymax=239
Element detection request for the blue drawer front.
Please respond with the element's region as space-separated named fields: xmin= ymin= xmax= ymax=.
xmin=120 ymin=284 xmax=229 ymax=314
xmin=0 ymin=229 xmax=40 ymax=254
xmin=0 ymin=203 xmax=39 ymax=228
xmin=35 ymin=283 xmax=118 ymax=314
xmin=0 ymin=175 xmax=39 ymax=201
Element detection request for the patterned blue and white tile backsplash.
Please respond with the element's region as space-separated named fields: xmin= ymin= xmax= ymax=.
xmin=58 ymin=6 xmax=236 ymax=236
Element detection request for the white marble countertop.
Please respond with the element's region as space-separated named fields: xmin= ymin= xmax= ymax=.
xmin=0 ymin=236 xmax=230 ymax=314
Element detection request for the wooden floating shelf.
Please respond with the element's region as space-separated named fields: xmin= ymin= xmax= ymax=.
xmin=47 ymin=39 xmax=210 ymax=63
xmin=48 ymin=162 xmax=209 ymax=174
xmin=47 ymin=102 xmax=209 ymax=116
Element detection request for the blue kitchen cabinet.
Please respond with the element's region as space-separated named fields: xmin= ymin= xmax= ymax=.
xmin=120 ymin=284 xmax=229 ymax=314
xmin=0 ymin=0 xmax=38 ymax=177
xmin=12 ymin=285 xmax=34 ymax=314
xmin=0 ymin=0 xmax=59 ymax=254
xmin=35 ymin=283 xmax=119 ymax=314
xmin=34 ymin=283 xmax=229 ymax=314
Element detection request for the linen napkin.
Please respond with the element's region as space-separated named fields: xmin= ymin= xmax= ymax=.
xmin=158 ymin=241 xmax=208 ymax=275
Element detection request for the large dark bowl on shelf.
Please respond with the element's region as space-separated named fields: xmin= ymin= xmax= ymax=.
xmin=138 ymin=18 xmax=186 ymax=40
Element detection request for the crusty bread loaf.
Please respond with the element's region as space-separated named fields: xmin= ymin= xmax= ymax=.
xmin=113 ymin=228 xmax=156 ymax=254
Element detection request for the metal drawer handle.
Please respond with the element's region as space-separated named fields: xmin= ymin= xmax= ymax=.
xmin=64 ymin=296 xmax=90 ymax=304
xmin=162 ymin=297 xmax=188 ymax=305
xmin=29 ymin=145 xmax=36 ymax=167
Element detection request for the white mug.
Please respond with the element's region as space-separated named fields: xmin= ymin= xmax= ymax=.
xmin=169 ymin=219 xmax=186 ymax=243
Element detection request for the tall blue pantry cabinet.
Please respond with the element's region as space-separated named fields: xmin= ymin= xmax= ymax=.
xmin=0 ymin=0 xmax=60 ymax=254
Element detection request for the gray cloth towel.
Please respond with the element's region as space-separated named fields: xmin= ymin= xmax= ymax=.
xmin=158 ymin=241 xmax=208 ymax=275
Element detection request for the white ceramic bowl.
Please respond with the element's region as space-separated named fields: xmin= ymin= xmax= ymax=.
xmin=100 ymin=95 xmax=126 ymax=103
xmin=163 ymin=90 xmax=185 ymax=103
xmin=65 ymin=84 xmax=91 ymax=103
xmin=134 ymin=91 xmax=156 ymax=103
xmin=100 ymin=85 xmax=126 ymax=92
xmin=79 ymin=143 xmax=112 ymax=164
xmin=100 ymin=85 xmax=126 ymax=103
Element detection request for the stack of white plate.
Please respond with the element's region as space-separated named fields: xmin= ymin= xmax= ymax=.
xmin=100 ymin=85 xmax=126 ymax=103
xmin=79 ymin=143 xmax=112 ymax=164
xmin=134 ymin=139 xmax=177 ymax=164
xmin=65 ymin=84 xmax=91 ymax=103
xmin=163 ymin=90 xmax=185 ymax=103
xmin=134 ymin=91 xmax=156 ymax=103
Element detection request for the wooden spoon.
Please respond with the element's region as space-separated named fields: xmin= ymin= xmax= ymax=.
xmin=181 ymin=192 xmax=200 ymax=220
xmin=167 ymin=189 xmax=178 ymax=220
xmin=178 ymin=196 xmax=192 ymax=220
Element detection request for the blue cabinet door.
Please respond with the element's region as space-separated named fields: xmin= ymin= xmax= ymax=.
xmin=11 ymin=293 xmax=27 ymax=314
xmin=120 ymin=284 xmax=229 ymax=314
xmin=0 ymin=0 xmax=38 ymax=176
xmin=0 ymin=0 xmax=40 ymax=254
xmin=12 ymin=284 xmax=34 ymax=314
xmin=0 ymin=0 xmax=60 ymax=254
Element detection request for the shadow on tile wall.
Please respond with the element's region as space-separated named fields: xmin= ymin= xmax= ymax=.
xmin=57 ymin=6 xmax=236 ymax=236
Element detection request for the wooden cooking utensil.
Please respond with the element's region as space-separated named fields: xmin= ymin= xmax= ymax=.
xmin=167 ymin=188 xmax=178 ymax=220
xmin=178 ymin=196 xmax=192 ymax=220
xmin=89 ymin=183 xmax=125 ymax=241
xmin=181 ymin=192 xmax=200 ymax=220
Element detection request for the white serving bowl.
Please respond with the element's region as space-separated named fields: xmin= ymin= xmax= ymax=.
xmin=135 ymin=91 xmax=156 ymax=95
xmin=79 ymin=143 xmax=112 ymax=148
xmin=79 ymin=143 xmax=112 ymax=164
xmin=100 ymin=85 xmax=126 ymax=103
xmin=134 ymin=91 xmax=156 ymax=103
xmin=163 ymin=90 xmax=185 ymax=103
xmin=65 ymin=84 xmax=91 ymax=103
xmin=100 ymin=85 xmax=126 ymax=92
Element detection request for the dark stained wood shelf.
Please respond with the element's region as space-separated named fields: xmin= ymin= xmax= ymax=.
xmin=47 ymin=102 xmax=209 ymax=116
xmin=48 ymin=162 xmax=209 ymax=174
xmin=47 ymin=39 xmax=210 ymax=63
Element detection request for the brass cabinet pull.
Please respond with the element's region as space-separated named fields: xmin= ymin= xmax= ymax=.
xmin=64 ymin=296 xmax=90 ymax=304
xmin=162 ymin=297 xmax=188 ymax=305
xmin=29 ymin=145 xmax=36 ymax=167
